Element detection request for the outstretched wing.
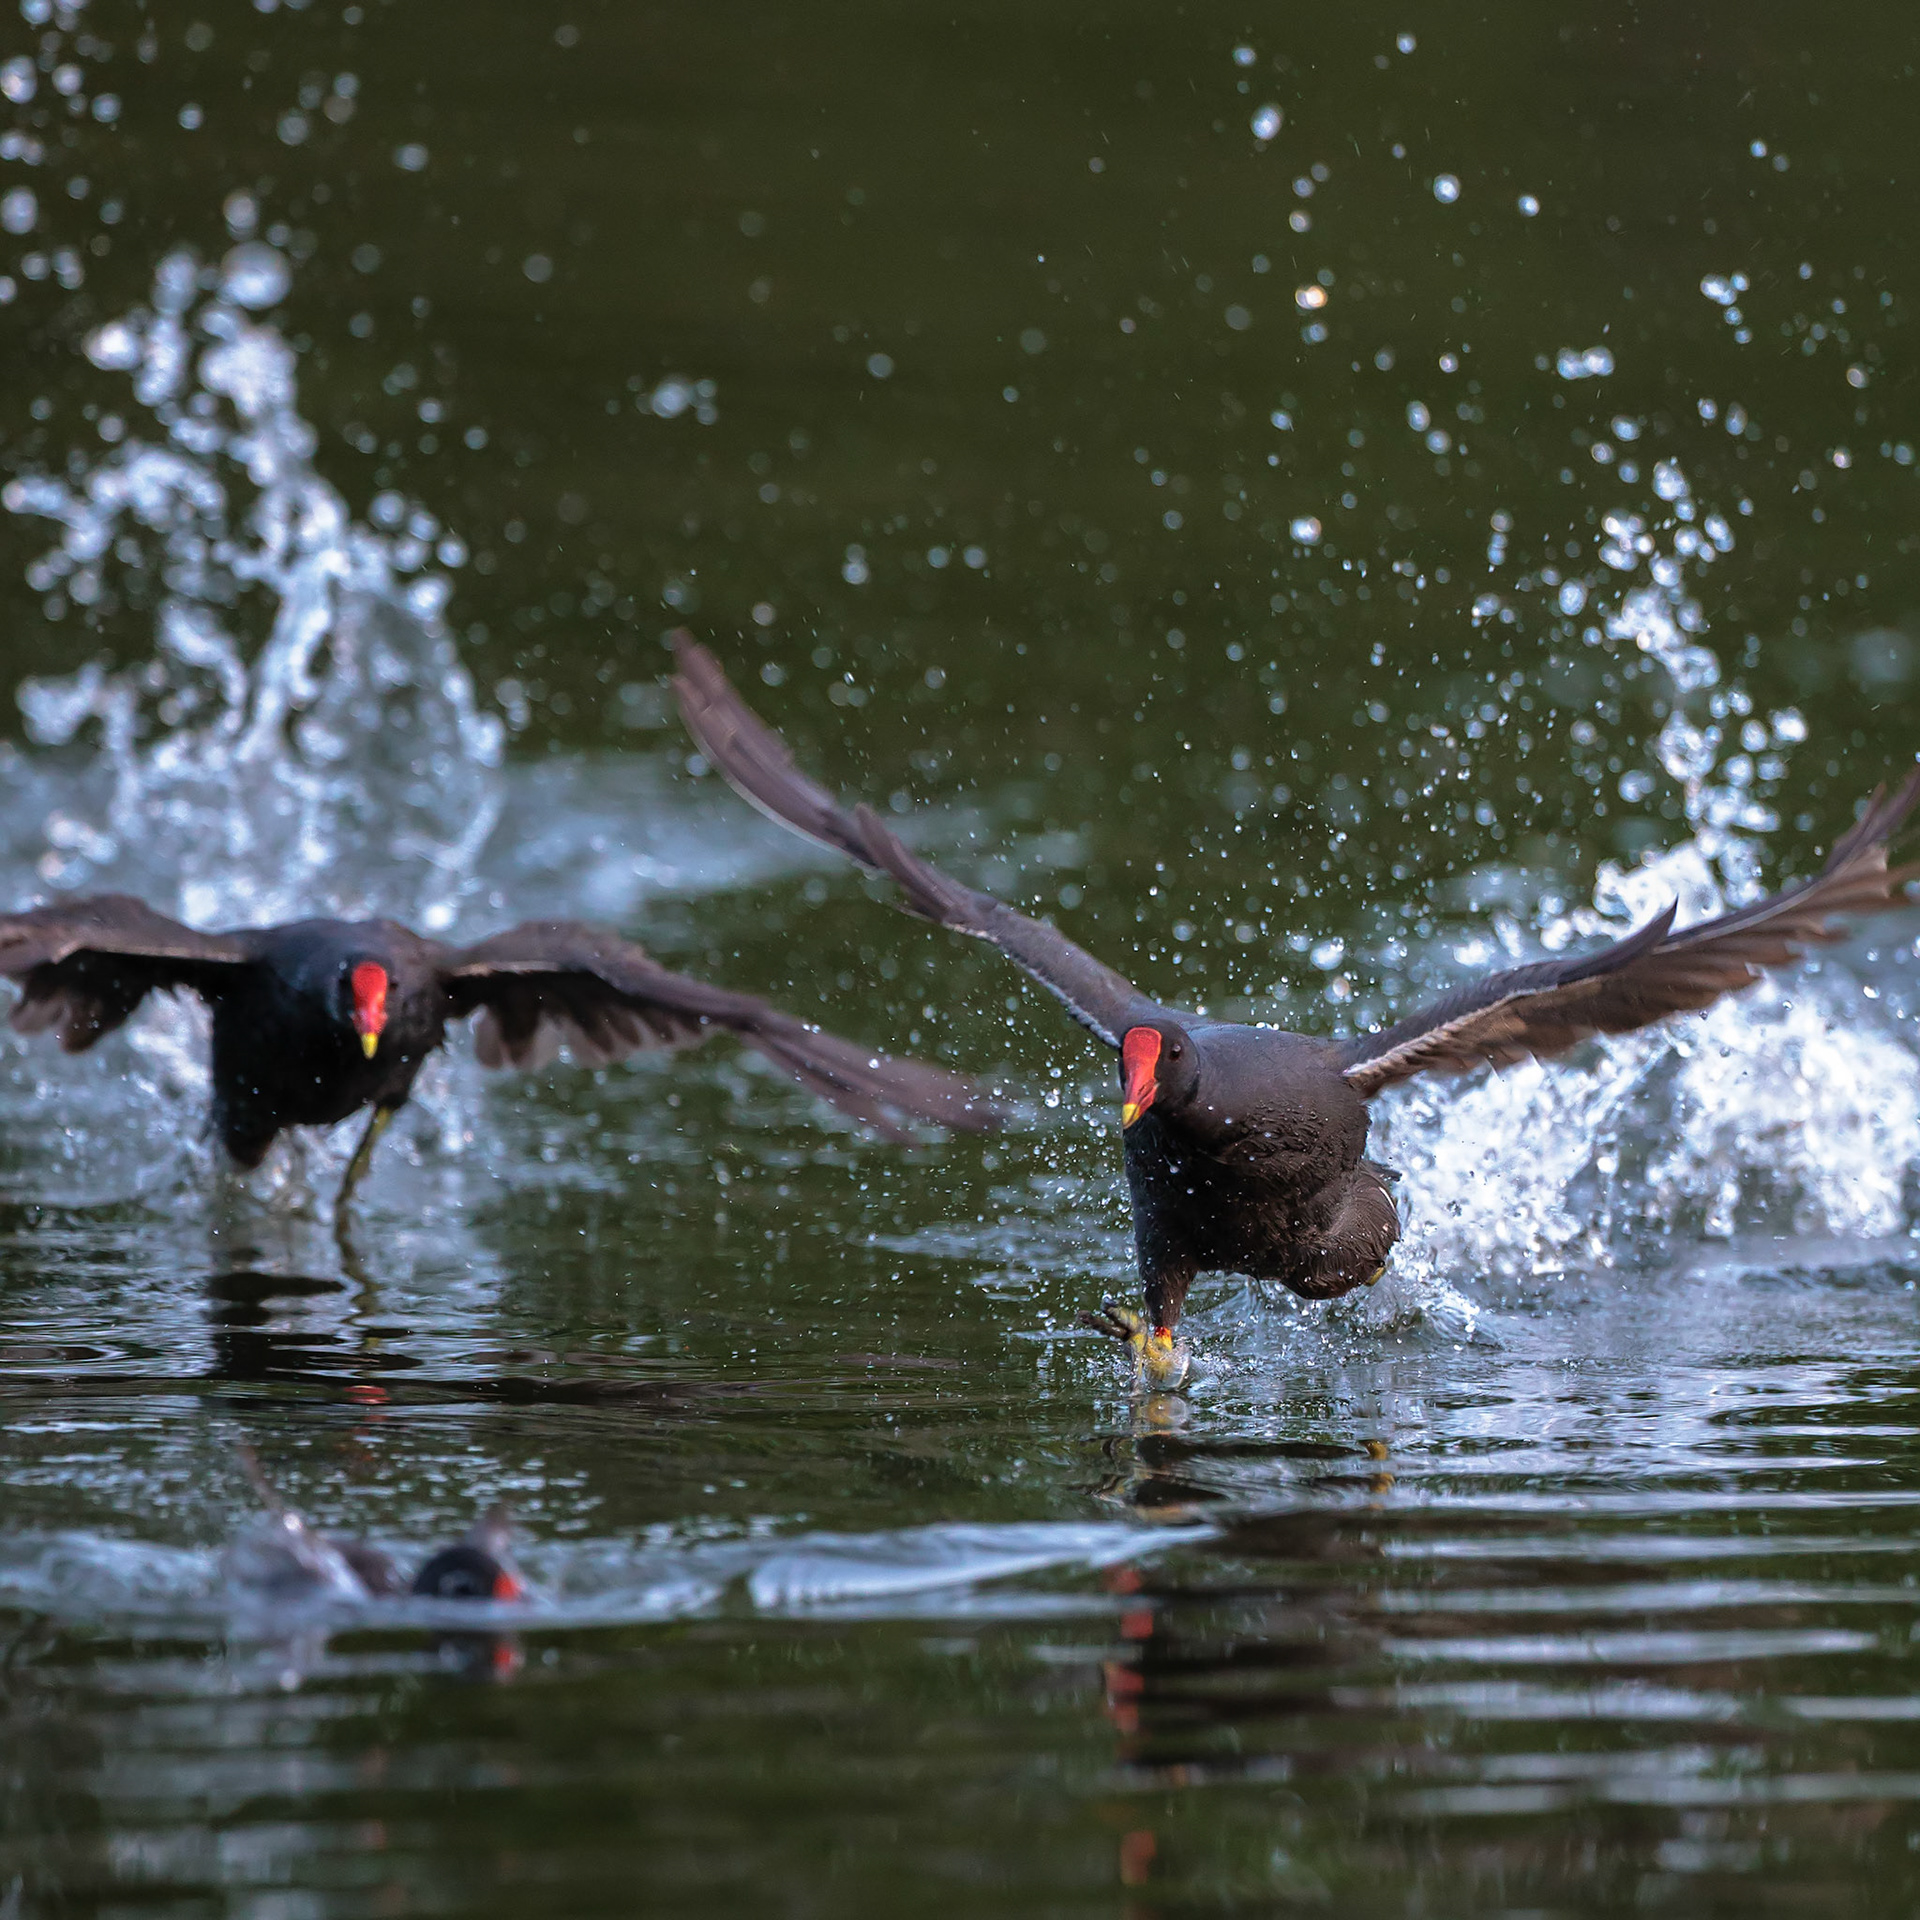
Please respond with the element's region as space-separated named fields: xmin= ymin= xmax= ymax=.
xmin=672 ymin=637 xmax=1162 ymax=1049
xmin=440 ymin=919 xmax=997 ymax=1141
xmin=0 ymin=894 xmax=254 ymax=1051
xmin=1342 ymin=770 xmax=1920 ymax=1098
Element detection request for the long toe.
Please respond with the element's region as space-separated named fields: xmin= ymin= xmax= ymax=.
xmin=1078 ymin=1298 xmax=1147 ymax=1344
xmin=1077 ymin=1300 xmax=1190 ymax=1388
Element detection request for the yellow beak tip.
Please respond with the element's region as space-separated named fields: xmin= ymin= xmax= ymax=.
xmin=360 ymin=1032 xmax=380 ymax=1059
xmin=1121 ymin=1101 xmax=1143 ymax=1128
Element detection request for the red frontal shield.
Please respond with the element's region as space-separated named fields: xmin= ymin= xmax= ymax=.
xmin=1121 ymin=1027 xmax=1161 ymax=1127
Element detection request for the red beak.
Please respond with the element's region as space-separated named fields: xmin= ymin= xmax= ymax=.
xmin=1121 ymin=1027 xmax=1161 ymax=1128
xmin=351 ymin=962 xmax=389 ymax=1059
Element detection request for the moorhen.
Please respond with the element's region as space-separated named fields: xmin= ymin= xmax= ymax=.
xmin=673 ymin=637 xmax=1920 ymax=1382
xmin=228 ymin=1448 xmax=525 ymax=1603
xmin=0 ymin=897 xmax=995 ymax=1200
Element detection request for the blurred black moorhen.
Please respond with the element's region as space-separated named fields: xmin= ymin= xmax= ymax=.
xmin=674 ymin=637 xmax=1920 ymax=1382
xmin=0 ymin=898 xmax=994 ymax=1202
xmin=228 ymin=1448 xmax=525 ymax=1603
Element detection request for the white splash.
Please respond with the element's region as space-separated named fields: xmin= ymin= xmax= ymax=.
xmin=2 ymin=245 xmax=503 ymax=935
xmin=1367 ymin=455 xmax=1920 ymax=1303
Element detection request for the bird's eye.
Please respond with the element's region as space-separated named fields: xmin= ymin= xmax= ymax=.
xmin=1169 ymin=1044 xmax=1183 ymax=1059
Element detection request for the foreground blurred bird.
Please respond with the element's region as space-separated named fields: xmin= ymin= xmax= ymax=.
xmin=674 ymin=636 xmax=1920 ymax=1384
xmin=0 ymin=898 xmax=995 ymax=1201
xmin=227 ymin=1447 xmax=526 ymax=1603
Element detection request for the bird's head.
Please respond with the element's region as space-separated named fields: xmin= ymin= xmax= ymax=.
xmin=1119 ymin=1019 xmax=1200 ymax=1130
xmin=411 ymin=1507 xmax=523 ymax=1601
xmin=344 ymin=959 xmax=388 ymax=1060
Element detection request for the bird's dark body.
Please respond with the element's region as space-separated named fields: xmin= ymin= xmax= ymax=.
xmin=1120 ymin=1026 xmax=1396 ymax=1319
xmin=205 ymin=921 xmax=443 ymax=1164
xmin=674 ymin=637 xmax=1920 ymax=1344
xmin=0 ymin=895 xmax=993 ymax=1188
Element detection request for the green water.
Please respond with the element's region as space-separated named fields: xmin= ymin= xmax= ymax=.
xmin=6 ymin=3 xmax=1920 ymax=1914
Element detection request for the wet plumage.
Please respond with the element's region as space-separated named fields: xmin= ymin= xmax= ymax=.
xmin=673 ymin=637 xmax=1920 ymax=1364
xmin=0 ymin=896 xmax=996 ymax=1191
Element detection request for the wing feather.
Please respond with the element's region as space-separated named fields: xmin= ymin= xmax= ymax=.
xmin=1343 ymin=769 xmax=1920 ymax=1098
xmin=442 ymin=919 xmax=997 ymax=1138
xmin=672 ymin=636 xmax=1162 ymax=1049
xmin=0 ymin=894 xmax=253 ymax=1052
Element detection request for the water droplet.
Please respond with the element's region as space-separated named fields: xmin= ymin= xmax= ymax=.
xmin=1 ymin=56 xmax=36 ymax=103
xmin=648 ymin=378 xmax=693 ymax=418
xmin=1432 ymin=173 xmax=1460 ymax=204
xmin=842 ymin=544 xmax=870 ymax=586
xmin=1652 ymin=459 xmax=1689 ymax=502
xmin=1555 ymin=345 xmax=1614 ymax=379
xmin=1406 ymin=400 xmax=1430 ymax=431
xmin=1517 ymin=193 xmax=1539 ymax=216
xmin=84 ymin=321 xmax=141 ymax=371
xmin=1289 ymin=515 xmax=1322 ymax=544
xmin=0 ymin=187 xmax=37 ymax=236
xmin=1019 ymin=327 xmax=1047 ymax=355
xmin=1557 ymin=581 xmax=1587 ymax=616
xmin=523 ymin=253 xmax=553 ymax=284
xmin=1395 ymin=32 xmax=1416 ymax=53
xmin=866 ymin=351 xmax=894 ymax=378
xmin=1224 ymin=304 xmax=1251 ymax=331
xmin=1294 ymin=284 xmax=1327 ymax=311
xmin=1251 ymin=104 xmax=1283 ymax=142
xmin=219 ymin=243 xmax=291 ymax=310
xmin=393 ymin=142 xmax=429 ymax=172
xmin=1232 ymin=44 xmax=1256 ymax=66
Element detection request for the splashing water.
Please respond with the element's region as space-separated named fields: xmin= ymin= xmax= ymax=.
xmin=1362 ymin=454 xmax=1920 ymax=1311
xmin=0 ymin=244 xmax=510 ymax=1203
xmin=873 ymin=453 xmax=1920 ymax=1363
xmin=1 ymin=244 xmax=503 ymax=934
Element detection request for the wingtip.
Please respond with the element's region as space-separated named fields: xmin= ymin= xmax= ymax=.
xmin=466 ymin=1503 xmax=514 ymax=1552
xmin=665 ymin=626 xmax=701 ymax=667
xmin=235 ymin=1442 xmax=284 ymax=1516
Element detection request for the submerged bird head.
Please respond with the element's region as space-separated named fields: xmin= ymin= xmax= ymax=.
xmin=345 ymin=960 xmax=389 ymax=1060
xmin=411 ymin=1505 xmax=524 ymax=1600
xmin=1119 ymin=1020 xmax=1200 ymax=1129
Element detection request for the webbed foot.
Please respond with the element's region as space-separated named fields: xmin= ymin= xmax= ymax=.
xmin=1078 ymin=1298 xmax=1190 ymax=1388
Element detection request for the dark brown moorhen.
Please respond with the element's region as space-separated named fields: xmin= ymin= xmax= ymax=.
xmin=0 ymin=897 xmax=995 ymax=1201
xmin=674 ymin=637 xmax=1920 ymax=1382
xmin=229 ymin=1447 xmax=524 ymax=1603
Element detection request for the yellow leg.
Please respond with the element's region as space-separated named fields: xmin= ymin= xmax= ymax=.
xmin=338 ymin=1105 xmax=395 ymax=1212
xmin=334 ymin=1110 xmax=394 ymax=1331
xmin=1078 ymin=1298 xmax=1190 ymax=1388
